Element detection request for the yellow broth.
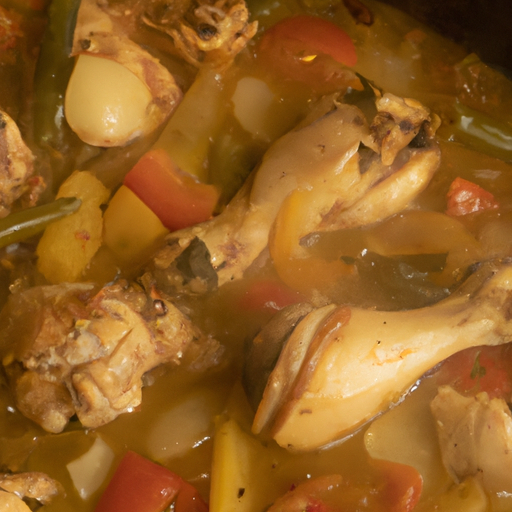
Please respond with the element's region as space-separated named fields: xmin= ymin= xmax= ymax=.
xmin=0 ymin=0 xmax=512 ymax=511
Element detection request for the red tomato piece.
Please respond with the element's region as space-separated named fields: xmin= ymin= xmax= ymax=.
xmin=445 ymin=177 xmax=499 ymax=216
xmin=174 ymin=480 xmax=209 ymax=512
xmin=124 ymin=149 xmax=219 ymax=232
xmin=268 ymin=461 xmax=422 ymax=512
xmin=94 ymin=451 xmax=209 ymax=512
xmin=94 ymin=451 xmax=182 ymax=512
xmin=371 ymin=459 xmax=423 ymax=512
xmin=257 ymin=15 xmax=358 ymax=93
xmin=436 ymin=345 xmax=512 ymax=400
xmin=261 ymin=15 xmax=357 ymax=66
xmin=239 ymin=279 xmax=306 ymax=312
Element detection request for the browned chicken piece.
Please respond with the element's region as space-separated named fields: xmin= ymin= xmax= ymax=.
xmin=371 ymin=93 xmax=437 ymax=166
xmin=431 ymin=385 xmax=512 ymax=494
xmin=143 ymin=0 xmax=258 ymax=67
xmin=0 ymin=472 xmax=62 ymax=505
xmin=0 ymin=110 xmax=42 ymax=217
xmin=2 ymin=281 xmax=214 ymax=433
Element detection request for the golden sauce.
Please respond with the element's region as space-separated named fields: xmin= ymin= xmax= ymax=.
xmin=1 ymin=0 xmax=512 ymax=510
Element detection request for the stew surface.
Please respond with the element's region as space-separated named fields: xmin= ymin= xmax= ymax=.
xmin=1 ymin=0 xmax=512 ymax=511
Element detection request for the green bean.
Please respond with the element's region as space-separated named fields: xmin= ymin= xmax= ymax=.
xmin=0 ymin=197 xmax=81 ymax=249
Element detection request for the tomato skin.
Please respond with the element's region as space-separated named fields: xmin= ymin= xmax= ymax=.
xmin=436 ymin=345 xmax=512 ymax=400
xmin=124 ymin=149 xmax=219 ymax=232
xmin=94 ymin=451 xmax=182 ymax=512
xmin=445 ymin=177 xmax=499 ymax=216
xmin=267 ymin=460 xmax=422 ymax=512
xmin=371 ymin=459 xmax=423 ymax=512
xmin=94 ymin=451 xmax=209 ymax=512
xmin=260 ymin=15 xmax=357 ymax=67
xmin=257 ymin=15 xmax=358 ymax=93
xmin=239 ymin=279 xmax=306 ymax=312
xmin=175 ymin=481 xmax=209 ymax=512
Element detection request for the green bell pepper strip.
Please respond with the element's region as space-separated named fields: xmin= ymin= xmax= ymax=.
xmin=439 ymin=101 xmax=512 ymax=163
xmin=0 ymin=197 xmax=81 ymax=249
xmin=454 ymin=102 xmax=512 ymax=153
xmin=32 ymin=0 xmax=85 ymax=189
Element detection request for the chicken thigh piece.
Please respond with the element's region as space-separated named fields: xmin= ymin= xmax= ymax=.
xmin=1 ymin=281 xmax=213 ymax=432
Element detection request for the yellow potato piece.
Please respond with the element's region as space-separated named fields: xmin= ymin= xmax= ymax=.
xmin=210 ymin=384 xmax=286 ymax=512
xmin=210 ymin=417 xmax=271 ymax=512
xmin=37 ymin=171 xmax=110 ymax=283
xmin=103 ymin=185 xmax=168 ymax=263
xmin=65 ymin=54 xmax=153 ymax=147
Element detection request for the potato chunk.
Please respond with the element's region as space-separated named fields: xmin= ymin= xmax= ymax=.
xmin=37 ymin=171 xmax=110 ymax=283
xmin=65 ymin=55 xmax=154 ymax=147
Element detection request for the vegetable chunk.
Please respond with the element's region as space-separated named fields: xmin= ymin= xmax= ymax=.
xmin=94 ymin=451 xmax=207 ymax=512
xmin=36 ymin=170 xmax=110 ymax=283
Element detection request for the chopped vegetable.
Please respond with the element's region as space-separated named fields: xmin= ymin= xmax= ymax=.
xmin=269 ymin=189 xmax=354 ymax=295
xmin=65 ymin=55 xmax=154 ymax=148
xmin=260 ymin=15 xmax=357 ymax=67
xmin=445 ymin=177 xmax=499 ymax=216
xmin=231 ymin=77 xmax=276 ymax=140
xmin=363 ymin=209 xmax=482 ymax=288
xmin=266 ymin=460 xmax=422 ymax=512
xmin=36 ymin=170 xmax=110 ymax=283
xmin=152 ymin=67 xmax=226 ymax=183
xmin=438 ymin=101 xmax=512 ymax=162
xmin=32 ymin=0 xmax=83 ymax=187
xmin=210 ymin=416 xmax=274 ymax=512
xmin=102 ymin=185 xmax=169 ymax=263
xmin=371 ymin=458 xmax=423 ymax=512
xmin=436 ymin=345 xmax=512 ymax=401
xmin=0 ymin=196 xmax=81 ymax=249
xmin=66 ymin=436 xmax=115 ymax=500
xmin=146 ymin=386 xmax=226 ymax=462
xmin=454 ymin=53 xmax=512 ymax=126
xmin=257 ymin=14 xmax=359 ymax=93
xmin=94 ymin=451 xmax=207 ymax=512
xmin=124 ymin=149 xmax=219 ymax=232
xmin=364 ymin=381 xmax=449 ymax=494
xmin=238 ymin=278 xmax=305 ymax=312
